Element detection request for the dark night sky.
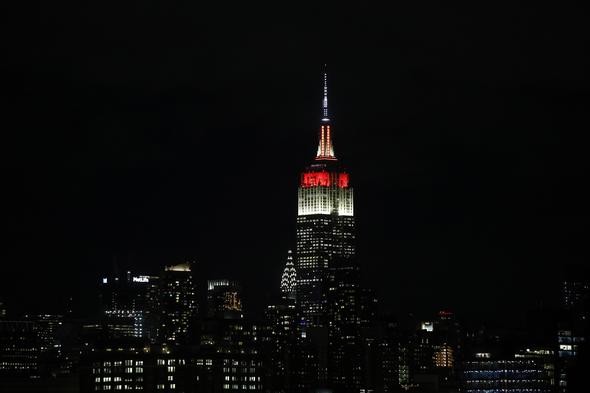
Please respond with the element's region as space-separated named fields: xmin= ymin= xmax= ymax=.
xmin=1 ymin=3 xmax=589 ymax=323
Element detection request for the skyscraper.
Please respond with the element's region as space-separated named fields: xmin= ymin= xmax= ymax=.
xmin=295 ymin=70 xmax=361 ymax=391
xmin=158 ymin=262 xmax=197 ymax=344
xmin=99 ymin=271 xmax=159 ymax=340
xmin=206 ymin=279 xmax=243 ymax=319
xmin=296 ymin=70 xmax=355 ymax=329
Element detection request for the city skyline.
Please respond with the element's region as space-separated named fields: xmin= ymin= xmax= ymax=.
xmin=1 ymin=72 xmax=589 ymax=391
xmin=2 ymin=3 xmax=589 ymax=327
xmin=2 ymin=3 xmax=589 ymax=392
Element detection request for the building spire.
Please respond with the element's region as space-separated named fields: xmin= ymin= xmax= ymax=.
xmin=316 ymin=65 xmax=336 ymax=160
xmin=322 ymin=66 xmax=329 ymax=122
xmin=280 ymin=250 xmax=297 ymax=300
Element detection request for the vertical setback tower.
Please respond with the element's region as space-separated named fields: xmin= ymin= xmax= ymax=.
xmin=296 ymin=71 xmax=356 ymax=329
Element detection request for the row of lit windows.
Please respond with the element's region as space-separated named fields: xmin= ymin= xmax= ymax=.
xmin=92 ymin=367 xmax=142 ymax=374
xmin=465 ymin=379 xmax=547 ymax=383
xmin=0 ymin=345 xmax=39 ymax=351
xmin=464 ymin=369 xmax=546 ymax=374
xmin=94 ymin=377 xmax=143 ymax=383
xmin=0 ymin=364 xmax=37 ymax=369
xmin=94 ymin=361 xmax=144 ymax=367
xmin=222 ymin=384 xmax=262 ymax=390
xmin=224 ymin=376 xmax=260 ymax=382
xmin=155 ymin=359 xmax=186 ymax=366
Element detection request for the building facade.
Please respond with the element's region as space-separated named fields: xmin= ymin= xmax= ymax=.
xmin=99 ymin=271 xmax=159 ymax=340
xmin=462 ymin=359 xmax=551 ymax=393
xmin=207 ymin=280 xmax=243 ymax=320
xmin=158 ymin=263 xmax=197 ymax=345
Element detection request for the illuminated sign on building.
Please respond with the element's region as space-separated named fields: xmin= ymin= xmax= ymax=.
xmin=132 ymin=276 xmax=150 ymax=283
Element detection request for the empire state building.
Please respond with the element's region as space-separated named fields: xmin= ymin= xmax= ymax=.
xmin=296 ymin=71 xmax=356 ymax=329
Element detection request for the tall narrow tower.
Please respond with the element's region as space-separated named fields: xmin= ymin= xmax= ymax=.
xmin=296 ymin=70 xmax=355 ymax=329
xmin=281 ymin=250 xmax=297 ymax=300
